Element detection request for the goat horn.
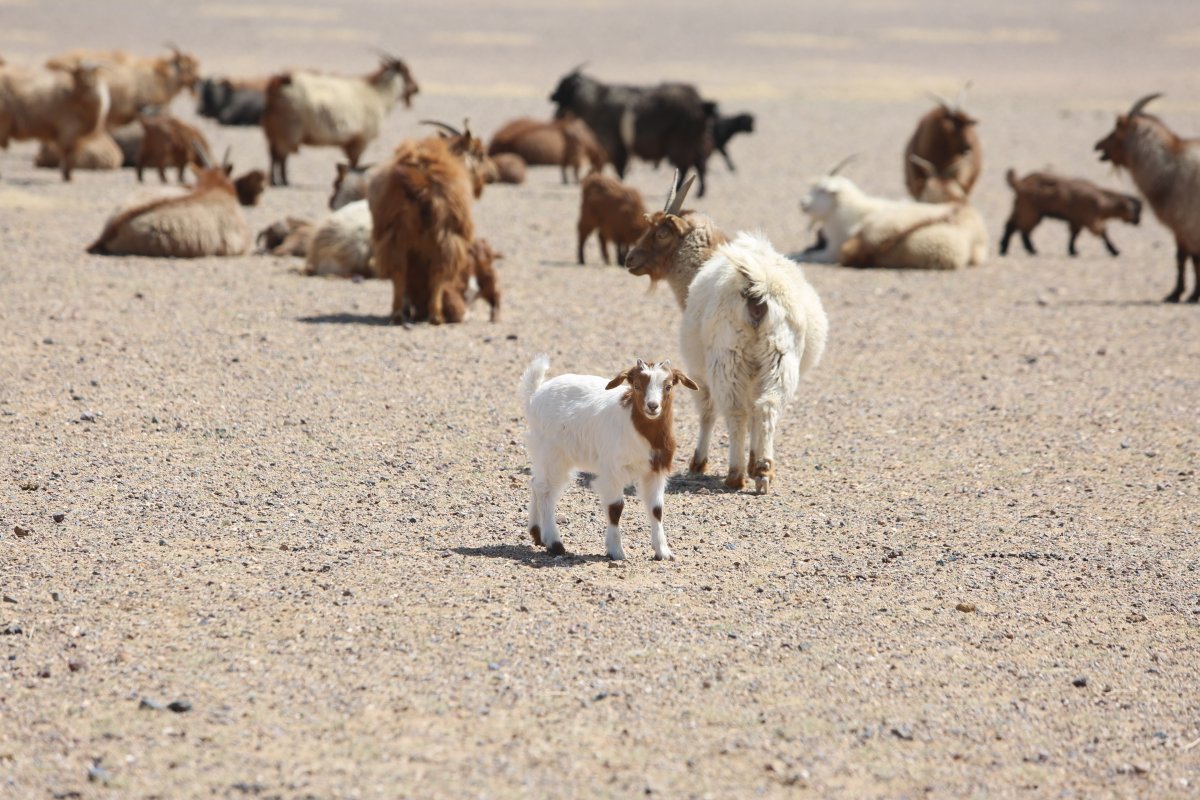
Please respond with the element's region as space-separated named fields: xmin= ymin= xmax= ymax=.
xmin=420 ymin=120 xmax=461 ymax=137
xmin=662 ymin=170 xmax=680 ymax=213
xmin=221 ymin=146 xmax=232 ymax=170
xmin=462 ymin=117 xmax=472 ymax=138
xmin=164 ymin=41 xmax=181 ymax=54
xmin=908 ymin=153 xmax=935 ymax=176
xmin=828 ymin=153 xmax=858 ymax=176
xmin=1127 ymin=92 xmax=1163 ymax=118
xmin=927 ymin=91 xmax=954 ymax=112
xmin=669 ymin=174 xmax=695 ymax=215
xmin=569 ymin=61 xmax=588 ymax=74
xmin=192 ymin=139 xmax=213 ymax=169
xmin=954 ymin=80 xmax=973 ymax=111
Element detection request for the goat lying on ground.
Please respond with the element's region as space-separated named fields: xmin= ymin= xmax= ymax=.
xmin=1095 ymin=93 xmax=1200 ymax=302
xmin=257 ymin=217 xmax=314 ymax=256
xmin=1000 ymin=169 xmax=1141 ymax=257
xmin=904 ymin=84 xmax=981 ymax=202
xmin=521 ymin=355 xmax=697 ymax=561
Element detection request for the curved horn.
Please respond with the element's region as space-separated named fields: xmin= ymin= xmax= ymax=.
xmin=568 ymin=61 xmax=588 ymax=74
xmin=662 ymin=169 xmax=680 ymax=212
xmin=461 ymin=117 xmax=472 ymax=138
xmin=164 ymin=41 xmax=181 ymax=55
xmin=192 ymin=139 xmax=213 ymax=169
xmin=828 ymin=153 xmax=858 ymax=176
xmin=420 ymin=120 xmax=462 ymax=137
xmin=668 ymin=174 xmax=695 ymax=215
xmin=1127 ymin=92 xmax=1163 ymax=118
xmin=908 ymin=153 xmax=935 ymax=177
xmin=221 ymin=146 xmax=232 ymax=169
xmin=954 ymin=80 xmax=973 ymax=111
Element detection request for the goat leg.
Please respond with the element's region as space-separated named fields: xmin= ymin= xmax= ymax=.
xmin=999 ymin=220 xmax=1015 ymax=256
xmin=1068 ymin=224 xmax=1081 ymax=257
xmin=1101 ymin=232 xmax=1120 ymax=257
xmin=1189 ymin=254 xmax=1200 ymax=304
xmin=1166 ymin=246 xmax=1187 ymax=303
xmin=640 ymin=472 xmax=672 ymax=561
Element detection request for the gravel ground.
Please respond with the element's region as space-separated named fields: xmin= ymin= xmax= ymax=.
xmin=2 ymin=2 xmax=1199 ymax=798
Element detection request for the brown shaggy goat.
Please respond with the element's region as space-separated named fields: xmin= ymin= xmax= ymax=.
xmin=1000 ymin=169 xmax=1141 ymax=257
xmin=233 ymin=169 xmax=266 ymax=206
xmin=136 ymin=113 xmax=211 ymax=183
xmin=904 ymin=85 xmax=982 ymax=202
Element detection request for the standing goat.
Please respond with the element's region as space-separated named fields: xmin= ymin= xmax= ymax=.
xmin=1095 ymin=93 xmax=1200 ymax=302
xmin=88 ymin=145 xmax=249 ymax=257
xmin=549 ymin=67 xmax=716 ymax=195
xmin=367 ymin=121 xmax=488 ymax=324
xmin=263 ymin=55 xmax=418 ymax=186
xmin=521 ymin=356 xmax=697 ymax=561
xmin=136 ymin=112 xmax=210 ymax=183
xmin=1000 ymin=169 xmax=1141 ymax=257
xmin=576 ymin=173 xmax=648 ymax=265
xmin=904 ymin=84 xmax=981 ymax=202
xmin=706 ymin=112 xmax=755 ymax=172
xmin=626 ymin=176 xmax=828 ymax=493
xmin=0 ymin=62 xmax=109 ymax=181
xmin=46 ymin=46 xmax=199 ymax=129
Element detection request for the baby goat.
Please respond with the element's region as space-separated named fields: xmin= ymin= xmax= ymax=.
xmin=520 ymin=356 xmax=698 ymax=561
xmin=1000 ymin=169 xmax=1141 ymax=257
xmin=577 ymin=173 xmax=648 ymax=266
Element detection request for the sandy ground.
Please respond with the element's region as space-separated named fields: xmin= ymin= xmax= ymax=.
xmin=2 ymin=1 xmax=1199 ymax=797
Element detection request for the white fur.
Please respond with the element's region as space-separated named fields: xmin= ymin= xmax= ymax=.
xmin=305 ymin=200 xmax=375 ymax=277
xmin=799 ymin=174 xmax=987 ymax=269
xmin=520 ymin=356 xmax=676 ymax=562
xmin=273 ymin=71 xmax=406 ymax=152
xmin=681 ymin=232 xmax=828 ymax=493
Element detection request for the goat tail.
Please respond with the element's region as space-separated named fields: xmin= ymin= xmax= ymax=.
xmin=520 ymin=355 xmax=550 ymax=416
xmin=1005 ymin=168 xmax=1018 ymax=190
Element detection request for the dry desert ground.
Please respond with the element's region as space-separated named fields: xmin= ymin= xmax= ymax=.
xmin=1 ymin=1 xmax=1199 ymax=798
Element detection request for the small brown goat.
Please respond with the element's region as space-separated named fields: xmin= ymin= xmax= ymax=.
xmin=577 ymin=173 xmax=649 ymax=266
xmin=484 ymin=153 xmax=526 ymax=184
xmin=904 ymin=85 xmax=981 ymax=202
xmin=1000 ymin=169 xmax=1141 ymax=257
xmin=257 ymin=217 xmax=315 ymax=256
xmin=234 ymin=169 xmax=266 ymax=206
xmin=1096 ymin=93 xmax=1200 ymax=302
xmin=136 ymin=113 xmax=211 ymax=183
xmin=368 ymin=121 xmax=489 ymax=324
xmin=444 ymin=238 xmax=502 ymax=322
xmin=89 ymin=146 xmax=250 ymax=257
xmin=0 ymin=62 xmax=109 ymax=181
xmin=488 ymin=116 xmax=605 ymax=184
xmin=47 ymin=46 xmax=199 ymax=128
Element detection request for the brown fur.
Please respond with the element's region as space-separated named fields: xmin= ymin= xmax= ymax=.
xmin=577 ymin=174 xmax=649 ymax=265
xmin=484 ymin=153 xmax=526 ymax=184
xmin=34 ymin=130 xmax=121 ymax=170
xmin=136 ymin=114 xmax=210 ymax=183
xmin=904 ymin=104 xmax=982 ymax=201
xmin=487 ymin=115 xmax=606 ymax=184
xmin=256 ymin=217 xmax=314 ymax=256
xmin=0 ymin=63 xmax=108 ymax=181
xmin=368 ymin=131 xmax=488 ymax=325
xmin=610 ymin=364 xmax=698 ymax=474
xmin=46 ymin=47 xmax=200 ymax=128
xmin=624 ymin=208 xmax=729 ymax=308
xmin=1000 ymin=169 xmax=1141 ymax=257
xmin=233 ymin=169 xmax=266 ymax=207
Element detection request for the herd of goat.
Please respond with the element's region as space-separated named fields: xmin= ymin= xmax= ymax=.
xmin=1 ymin=46 xmax=1198 ymax=557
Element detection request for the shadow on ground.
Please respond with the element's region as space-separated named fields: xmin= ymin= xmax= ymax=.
xmin=453 ymin=543 xmax=608 ymax=567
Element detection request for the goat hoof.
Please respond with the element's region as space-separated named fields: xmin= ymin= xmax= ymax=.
xmin=653 ymin=550 xmax=675 ymax=562
xmin=688 ymin=457 xmax=707 ymax=474
xmin=723 ymin=472 xmax=746 ymax=490
xmin=1187 ymin=294 xmax=1200 ymax=304
xmin=547 ymin=541 xmax=566 ymax=556
xmin=1165 ymin=291 xmax=1183 ymax=303
xmin=606 ymin=550 xmax=626 ymax=561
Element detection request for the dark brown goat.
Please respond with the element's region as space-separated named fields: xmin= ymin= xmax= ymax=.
xmin=136 ymin=113 xmax=211 ymax=183
xmin=233 ymin=169 xmax=266 ymax=206
xmin=1000 ymin=169 xmax=1141 ymax=257
xmin=904 ymin=86 xmax=981 ymax=202
xmin=487 ymin=115 xmax=605 ymax=184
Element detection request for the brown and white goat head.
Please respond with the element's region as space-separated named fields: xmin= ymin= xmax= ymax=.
xmin=1095 ymin=93 xmax=1162 ymax=169
xmin=624 ymin=173 xmax=697 ymax=280
xmin=606 ymin=359 xmax=698 ymax=422
xmin=423 ymin=119 xmax=488 ymax=198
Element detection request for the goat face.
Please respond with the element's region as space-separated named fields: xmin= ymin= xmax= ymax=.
xmin=624 ymin=212 xmax=687 ymax=280
xmin=606 ymin=360 xmax=697 ymax=420
xmin=549 ymin=70 xmax=588 ymax=117
xmin=1095 ymin=116 xmax=1132 ymax=167
xmin=169 ymin=50 xmax=201 ymax=92
xmin=799 ymin=176 xmax=849 ymax=222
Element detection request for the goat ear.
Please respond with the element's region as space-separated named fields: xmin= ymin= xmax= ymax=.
xmin=673 ymin=370 xmax=699 ymax=391
xmin=605 ymin=370 xmax=630 ymax=391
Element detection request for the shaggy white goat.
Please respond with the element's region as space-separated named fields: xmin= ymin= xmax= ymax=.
xmin=305 ymin=200 xmax=374 ymax=278
xmin=799 ymin=173 xmax=987 ymax=270
xmin=681 ymin=232 xmax=828 ymax=493
xmin=520 ymin=355 xmax=697 ymax=561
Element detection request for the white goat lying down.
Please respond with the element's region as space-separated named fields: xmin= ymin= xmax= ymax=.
xmin=799 ymin=171 xmax=987 ymax=270
xmin=520 ymin=356 xmax=698 ymax=561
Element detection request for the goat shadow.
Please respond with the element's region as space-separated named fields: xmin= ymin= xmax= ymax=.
xmin=452 ymin=543 xmax=608 ymax=567
xmin=1034 ymin=299 xmax=1183 ymax=308
xmin=297 ymin=312 xmax=394 ymax=326
xmin=576 ymin=470 xmax=735 ymax=496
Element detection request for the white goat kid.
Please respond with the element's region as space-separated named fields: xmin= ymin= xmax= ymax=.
xmin=520 ymin=356 xmax=697 ymax=561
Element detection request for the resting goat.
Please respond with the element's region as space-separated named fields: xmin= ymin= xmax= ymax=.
xmin=367 ymin=121 xmax=488 ymax=324
xmin=0 ymin=61 xmax=109 ymax=181
xmin=487 ymin=115 xmax=605 ymax=184
xmin=47 ymin=46 xmax=199 ymax=129
xmin=1000 ymin=169 xmax=1141 ymax=257
xmin=521 ymin=355 xmax=697 ymax=561
xmin=88 ymin=145 xmax=249 ymax=257
xmin=626 ymin=176 xmax=828 ymax=493
xmin=263 ymin=54 xmax=417 ymax=186
xmin=550 ymin=67 xmax=716 ymax=195
xmin=577 ymin=173 xmax=648 ymax=265
xmin=1096 ymin=93 xmax=1200 ymax=302
xmin=196 ymin=76 xmax=266 ymax=126
xmin=904 ymin=84 xmax=981 ymax=202
xmin=305 ymin=199 xmax=375 ymax=278
xmin=257 ymin=217 xmax=314 ymax=256
xmin=35 ymin=130 xmax=121 ymax=171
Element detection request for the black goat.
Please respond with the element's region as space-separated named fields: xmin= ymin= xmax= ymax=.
xmin=707 ymin=112 xmax=754 ymax=172
xmin=549 ymin=67 xmax=716 ymax=196
xmin=196 ymin=77 xmax=265 ymax=126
